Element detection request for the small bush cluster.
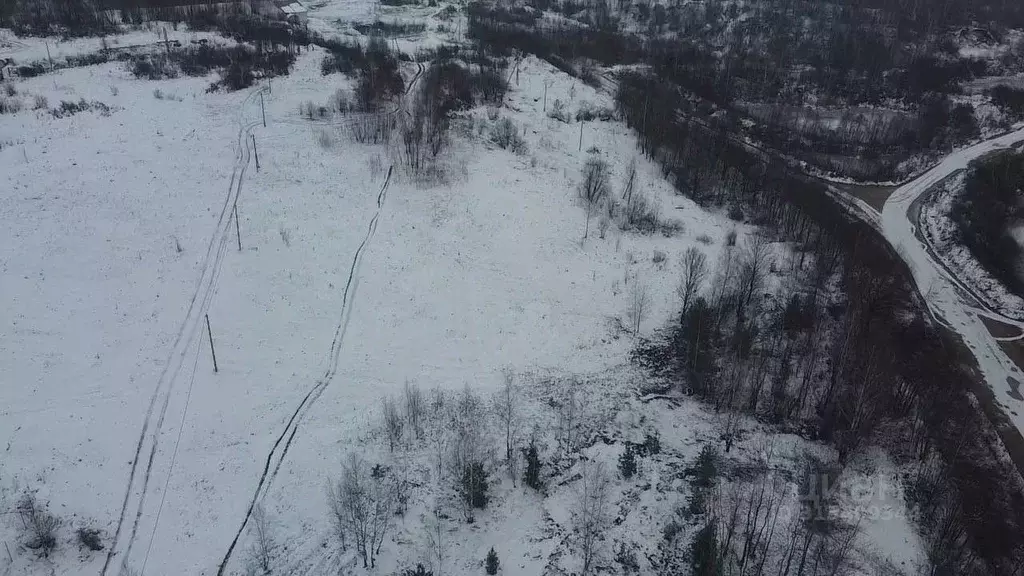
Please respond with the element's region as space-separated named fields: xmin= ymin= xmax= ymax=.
xmin=575 ymin=100 xmax=614 ymax=122
xmin=548 ymin=98 xmax=571 ymax=123
xmin=619 ymin=190 xmax=660 ymax=234
xmin=50 ymin=99 xmax=111 ymax=118
xmin=77 ymin=527 xmax=103 ymax=551
xmin=618 ymin=445 xmax=637 ymax=479
xmin=350 ymin=112 xmax=397 ymax=144
xmin=353 ymin=20 xmax=427 ymax=37
xmin=0 ymin=95 xmax=23 ymax=114
xmin=18 ymin=493 xmax=60 ymax=557
xmin=489 ymin=117 xmax=526 ymax=153
xmin=129 ymin=44 xmax=295 ymax=91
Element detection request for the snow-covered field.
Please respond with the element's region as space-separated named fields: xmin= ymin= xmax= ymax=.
xmin=1 ymin=6 xmax=926 ymax=575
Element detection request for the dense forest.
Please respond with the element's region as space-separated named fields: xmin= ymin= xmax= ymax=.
xmin=469 ymin=0 xmax=1024 ymax=179
xmin=953 ymin=150 xmax=1024 ymax=298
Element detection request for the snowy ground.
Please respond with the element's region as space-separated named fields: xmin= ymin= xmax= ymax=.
xmin=1 ymin=6 xmax=926 ymax=575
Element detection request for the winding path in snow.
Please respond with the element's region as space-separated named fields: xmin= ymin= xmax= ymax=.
xmin=878 ymin=126 xmax=1024 ymax=434
xmin=101 ymin=86 xmax=268 ymax=576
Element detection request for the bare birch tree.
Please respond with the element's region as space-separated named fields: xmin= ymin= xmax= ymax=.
xmin=246 ymin=504 xmax=276 ymax=575
xmin=493 ymin=369 xmax=520 ymax=485
xmin=573 ymin=460 xmax=611 ymax=576
xmin=627 ymin=278 xmax=650 ymax=337
xmin=327 ymin=453 xmax=394 ymax=568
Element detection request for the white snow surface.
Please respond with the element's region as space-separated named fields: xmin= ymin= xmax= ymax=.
xmin=1 ymin=10 xmax=925 ymax=576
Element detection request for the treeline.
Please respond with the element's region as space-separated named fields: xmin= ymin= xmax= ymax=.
xmin=952 ymin=151 xmax=1024 ymax=298
xmin=467 ymin=0 xmax=997 ymax=179
xmin=616 ymin=70 xmax=1024 ymax=574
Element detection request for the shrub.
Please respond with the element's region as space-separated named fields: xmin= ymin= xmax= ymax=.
xmin=696 ymin=233 xmax=713 ymax=245
xmin=17 ymin=63 xmax=46 ymax=78
xmin=33 ymin=95 xmax=48 ymax=110
xmin=725 ymin=230 xmax=737 ymax=246
xmin=402 ymin=564 xmax=433 ymax=576
xmin=489 ymin=117 xmax=525 ymax=152
xmin=50 ymin=99 xmax=110 ymax=118
xmin=0 ymin=96 xmax=22 ymax=114
xmin=315 ymin=128 xmax=335 ymax=149
xmin=523 ymin=441 xmax=542 ymax=490
xmin=353 ymin=20 xmax=427 ymax=37
xmin=728 ymin=205 xmax=744 ymax=221
xmin=461 ymin=462 xmax=489 ymax=509
xmin=548 ymin=98 xmax=571 ymax=123
xmin=350 ymin=112 xmax=396 ymax=144
xmin=3 ymin=83 xmax=15 ymax=96
xmin=485 ymin=547 xmax=500 ymax=575
xmin=77 ymin=527 xmax=103 ymax=551
xmin=18 ymin=493 xmax=60 ymax=557
xmin=642 ymin=430 xmax=660 ymax=455
xmin=615 ymin=542 xmax=639 ymax=573
xmin=620 ymin=190 xmax=660 ymax=233
xmin=652 ymin=250 xmax=666 ymax=264
xmin=618 ymin=445 xmax=637 ymax=479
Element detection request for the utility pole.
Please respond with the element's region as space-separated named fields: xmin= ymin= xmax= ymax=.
xmin=45 ymin=42 xmax=53 ymax=71
xmin=205 ymin=314 xmax=218 ymax=373
xmin=260 ymin=91 xmax=266 ymax=127
xmin=252 ymin=134 xmax=260 ymax=171
xmin=233 ymin=204 xmax=242 ymax=251
xmin=579 ymin=121 xmax=584 ymax=152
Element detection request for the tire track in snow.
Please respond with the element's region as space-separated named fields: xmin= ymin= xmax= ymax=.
xmin=101 ymin=86 xmax=267 ymax=576
xmin=216 ymin=165 xmax=393 ymax=576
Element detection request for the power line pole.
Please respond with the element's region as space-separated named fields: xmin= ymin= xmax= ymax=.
xmin=260 ymin=91 xmax=266 ymax=127
xmin=251 ymin=134 xmax=260 ymax=172
xmin=205 ymin=314 xmax=218 ymax=373
xmin=579 ymin=121 xmax=584 ymax=152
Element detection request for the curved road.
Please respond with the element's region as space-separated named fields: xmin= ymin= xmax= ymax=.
xmin=879 ymin=126 xmax=1024 ymax=432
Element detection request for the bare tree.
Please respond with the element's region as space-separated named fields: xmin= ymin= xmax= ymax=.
xmin=450 ymin=386 xmax=485 ymax=475
xmin=405 ymin=381 xmax=425 ymax=441
xmin=557 ymin=380 xmax=584 ymax=458
xmin=579 ymin=155 xmax=611 ymax=241
xmin=621 ymin=157 xmax=638 ymax=204
xmin=573 ymin=460 xmax=611 ymax=576
xmin=739 ymin=235 xmax=771 ymax=309
xmin=678 ymin=247 xmax=709 ymax=318
xmin=246 ymin=504 xmax=276 ymax=575
xmin=327 ymin=454 xmax=393 ymax=568
xmin=493 ymin=369 xmax=520 ymax=485
xmin=382 ymin=396 xmax=404 ymax=452
xmin=627 ymin=278 xmax=650 ymax=337
xmin=426 ymin=507 xmax=448 ymax=576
